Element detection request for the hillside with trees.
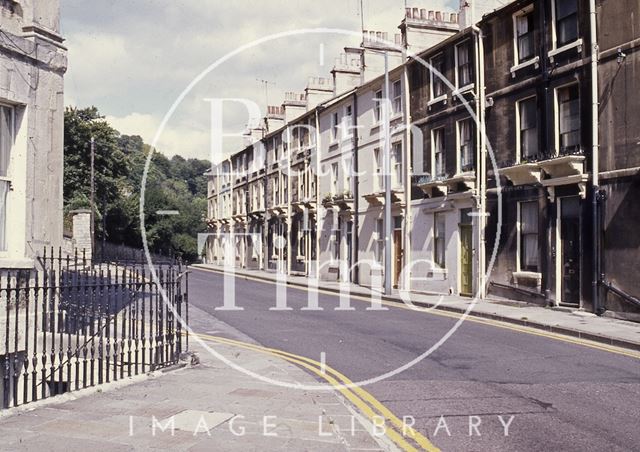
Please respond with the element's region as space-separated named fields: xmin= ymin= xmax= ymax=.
xmin=63 ymin=106 xmax=210 ymax=262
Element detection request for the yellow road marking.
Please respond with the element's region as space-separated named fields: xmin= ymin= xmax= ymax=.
xmin=193 ymin=332 xmax=439 ymax=452
xmin=191 ymin=267 xmax=640 ymax=360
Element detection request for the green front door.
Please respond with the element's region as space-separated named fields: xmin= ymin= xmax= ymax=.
xmin=460 ymin=224 xmax=473 ymax=296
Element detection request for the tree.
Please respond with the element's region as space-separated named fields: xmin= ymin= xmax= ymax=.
xmin=64 ymin=106 xmax=210 ymax=262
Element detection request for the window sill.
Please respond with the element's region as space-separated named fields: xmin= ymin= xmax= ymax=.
xmin=548 ymin=38 xmax=583 ymax=61
xmin=513 ymin=271 xmax=542 ymax=282
xmin=510 ymin=56 xmax=540 ymax=75
xmin=452 ymin=84 xmax=475 ymax=96
xmin=427 ymin=94 xmax=447 ymax=107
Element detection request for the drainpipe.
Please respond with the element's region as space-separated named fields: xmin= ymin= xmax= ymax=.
xmin=471 ymin=24 xmax=487 ymax=299
xmin=352 ymin=91 xmax=360 ymax=284
xmin=589 ymin=0 xmax=602 ymax=314
xmin=402 ymin=57 xmax=411 ymax=292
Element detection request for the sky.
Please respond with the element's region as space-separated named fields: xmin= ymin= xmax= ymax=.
xmin=61 ymin=0 xmax=458 ymax=160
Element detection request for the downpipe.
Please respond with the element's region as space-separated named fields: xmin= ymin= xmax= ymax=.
xmin=589 ymin=0 xmax=603 ymax=315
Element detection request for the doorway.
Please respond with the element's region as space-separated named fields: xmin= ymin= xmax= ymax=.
xmin=393 ymin=216 xmax=403 ymax=289
xmin=558 ymin=196 xmax=581 ymax=306
xmin=459 ymin=208 xmax=473 ymax=296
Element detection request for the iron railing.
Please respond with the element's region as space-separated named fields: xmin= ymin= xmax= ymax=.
xmin=0 ymin=247 xmax=188 ymax=410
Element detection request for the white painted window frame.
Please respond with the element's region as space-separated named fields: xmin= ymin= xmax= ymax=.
xmin=455 ymin=117 xmax=473 ymax=174
xmin=549 ymin=0 xmax=582 ymax=56
xmin=0 ymin=102 xmax=15 ymax=255
xmin=429 ymin=52 xmax=447 ymax=104
xmin=553 ymin=81 xmax=581 ymax=156
xmin=431 ymin=127 xmax=446 ymax=179
xmin=454 ymin=39 xmax=474 ymax=91
xmin=511 ymin=4 xmax=538 ymax=70
xmin=515 ymin=95 xmax=538 ymax=164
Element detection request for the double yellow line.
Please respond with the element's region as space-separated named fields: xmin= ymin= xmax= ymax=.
xmin=193 ymin=332 xmax=440 ymax=452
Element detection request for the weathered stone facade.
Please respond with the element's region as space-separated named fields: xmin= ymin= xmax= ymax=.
xmin=0 ymin=0 xmax=67 ymax=269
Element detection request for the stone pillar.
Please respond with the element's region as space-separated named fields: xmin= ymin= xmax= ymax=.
xmin=71 ymin=209 xmax=92 ymax=261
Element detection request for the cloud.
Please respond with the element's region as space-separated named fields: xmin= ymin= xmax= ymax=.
xmin=62 ymin=0 xmax=459 ymax=159
xmin=105 ymin=112 xmax=211 ymax=160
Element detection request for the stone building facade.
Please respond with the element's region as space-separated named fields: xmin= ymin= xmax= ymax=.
xmin=0 ymin=0 xmax=67 ymax=269
xmin=204 ymin=0 xmax=640 ymax=320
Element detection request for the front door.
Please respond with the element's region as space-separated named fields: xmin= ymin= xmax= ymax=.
xmin=346 ymin=220 xmax=353 ymax=281
xmin=460 ymin=224 xmax=473 ymax=296
xmin=559 ymin=196 xmax=581 ymax=305
xmin=393 ymin=229 xmax=403 ymax=288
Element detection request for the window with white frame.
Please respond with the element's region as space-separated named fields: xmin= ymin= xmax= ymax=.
xmin=0 ymin=104 xmax=14 ymax=252
xmin=375 ymin=218 xmax=384 ymax=265
xmin=374 ymin=89 xmax=382 ymax=122
xmin=344 ymin=104 xmax=353 ymax=137
xmin=555 ymin=0 xmax=578 ymax=47
xmin=392 ymin=80 xmax=402 ymax=114
xmin=331 ymin=162 xmax=338 ymax=195
xmin=374 ymin=148 xmax=383 ymax=190
xmin=514 ymin=7 xmax=535 ymax=63
xmin=343 ymin=157 xmax=352 ymax=195
xmin=432 ymin=128 xmax=446 ymax=178
xmin=458 ymin=118 xmax=473 ymax=172
xmin=392 ymin=142 xmax=402 ymax=188
xmin=430 ymin=54 xmax=446 ymax=99
xmin=518 ymin=97 xmax=538 ymax=161
xmin=557 ymin=84 xmax=580 ymax=153
xmin=519 ymin=201 xmax=539 ymax=272
xmin=332 ymin=218 xmax=340 ymax=261
xmin=434 ymin=212 xmax=446 ymax=268
xmin=331 ymin=111 xmax=339 ymax=142
xmin=456 ymin=41 xmax=473 ymax=88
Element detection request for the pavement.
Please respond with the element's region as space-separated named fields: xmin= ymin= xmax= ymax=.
xmin=0 ymin=303 xmax=393 ymax=452
xmin=191 ymin=264 xmax=640 ymax=352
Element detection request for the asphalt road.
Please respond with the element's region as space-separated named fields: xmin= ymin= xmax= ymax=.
xmin=188 ymin=268 xmax=640 ymax=451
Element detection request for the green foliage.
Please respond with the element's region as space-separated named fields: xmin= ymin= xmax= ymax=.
xmin=64 ymin=106 xmax=210 ymax=262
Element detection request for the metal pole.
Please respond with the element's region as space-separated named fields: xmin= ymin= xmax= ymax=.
xmin=383 ymin=52 xmax=392 ymax=295
xmin=90 ymin=136 xmax=95 ymax=257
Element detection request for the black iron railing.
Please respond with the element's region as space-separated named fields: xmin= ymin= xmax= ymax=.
xmin=1 ymin=247 xmax=188 ymax=410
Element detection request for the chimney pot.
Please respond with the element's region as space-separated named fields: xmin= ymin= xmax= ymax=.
xmin=420 ymin=8 xmax=426 ymax=19
xmin=428 ymin=10 xmax=434 ymax=20
xmin=436 ymin=11 xmax=442 ymax=21
xmin=405 ymin=7 xmax=412 ymax=18
xmin=412 ymin=7 xmax=419 ymax=18
xmin=450 ymin=13 xmax=457 ymax=23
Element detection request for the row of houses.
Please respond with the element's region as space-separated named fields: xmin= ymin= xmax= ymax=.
xmin=204 ymin=0 xmax=640 ymax=320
